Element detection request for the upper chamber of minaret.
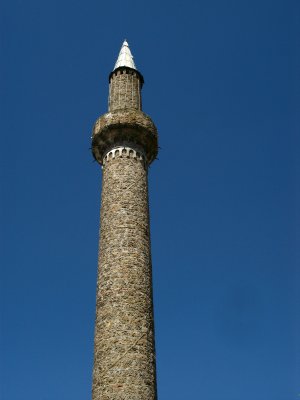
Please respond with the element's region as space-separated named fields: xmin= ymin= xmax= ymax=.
xmin=108 ymin=67 xmax=143 ymax=112
xmin=92 ymin=43 xmax=158 ymax=166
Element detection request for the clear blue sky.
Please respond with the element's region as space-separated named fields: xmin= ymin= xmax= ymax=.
xmin=1 ymin=0 xmax=299 ymax=399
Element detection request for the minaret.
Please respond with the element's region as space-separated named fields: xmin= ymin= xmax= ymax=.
xmin=91 ymin=41 xmax=158 ymax=399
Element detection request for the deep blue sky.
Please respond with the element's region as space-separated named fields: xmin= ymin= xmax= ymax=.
xmin=1 ymin=0 xmax=299 ymax=399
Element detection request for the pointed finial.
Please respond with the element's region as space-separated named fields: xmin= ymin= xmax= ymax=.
xmin=113 ymin=40 xmax=137 ymax=71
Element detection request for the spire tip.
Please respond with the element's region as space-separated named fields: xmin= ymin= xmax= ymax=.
xmin=113 ymin=40 xmax=137 ymax=71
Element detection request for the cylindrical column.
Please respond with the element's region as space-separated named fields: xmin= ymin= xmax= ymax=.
xmin=92 ymin=146 xmax=157 ymax=400
xmin=109 ymin=68 xmax=143 ymax=112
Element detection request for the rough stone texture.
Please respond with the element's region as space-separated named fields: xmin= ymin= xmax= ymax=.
xmin=92 ymin=63 xmax=158 ymax=400
xmin=108 ymin=68 xmax=143 ymax=112
xmin=92 ymin=151 xmax=157 ymax=400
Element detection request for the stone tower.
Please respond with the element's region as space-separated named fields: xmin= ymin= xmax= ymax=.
xmin=91 ymin=41 xmax=158 ymax=400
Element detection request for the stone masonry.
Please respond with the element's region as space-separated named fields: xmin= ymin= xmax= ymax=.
xmin=91 ymin=41 xmax=158 ymax=399
xmin=108 ymin=69 xmax=143 ymax=112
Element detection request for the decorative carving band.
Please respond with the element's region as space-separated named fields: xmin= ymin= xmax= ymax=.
xmin=103 ymin=146 xmax=145 ymax=165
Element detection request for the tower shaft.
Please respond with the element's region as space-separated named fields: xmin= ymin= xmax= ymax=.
xmin=93 ymin=148 xmax=156 ymax=399
xmin=91 ymin=41 xmax=158 ymax=399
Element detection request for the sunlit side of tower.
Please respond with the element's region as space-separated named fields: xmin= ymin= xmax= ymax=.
xmin=91 ymin=41 xmax=158 ymax=400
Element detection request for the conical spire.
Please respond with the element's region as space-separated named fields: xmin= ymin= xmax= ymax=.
xmin=113 ymin=40 xmax=137 ymax=71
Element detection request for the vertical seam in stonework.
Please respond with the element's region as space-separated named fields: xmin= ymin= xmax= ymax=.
xmin=112 ymin=76 xmax=115 ymax=111
xmin=131 ymin=74 xmax=134 ymax=107
xmin=118 ymin=73 xmax=121 ymax=109
xmin=108 ymin=81 xmax=111 ymax=110
xmin=125 ymin=73 xmax=128 ymax=107
xmin=138 ymin=78 xmax=140 ymax=110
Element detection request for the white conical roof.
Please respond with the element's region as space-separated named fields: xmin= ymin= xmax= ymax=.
xmin=113 ymin=40 xmax=137 ymax=71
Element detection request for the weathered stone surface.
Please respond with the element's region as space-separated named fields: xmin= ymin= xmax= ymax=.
xmin=108 ymin=68 xmax=143 ymax=112
xmin=92 ymin=153 xmax=157 ymax=400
